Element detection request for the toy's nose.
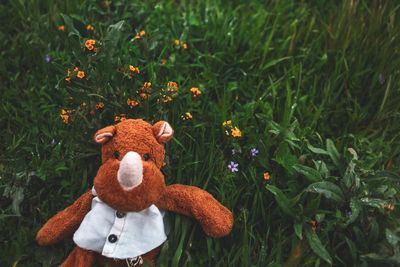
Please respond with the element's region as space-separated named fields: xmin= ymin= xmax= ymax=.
xmin=117 ymin=151 xmax=143 ymax=190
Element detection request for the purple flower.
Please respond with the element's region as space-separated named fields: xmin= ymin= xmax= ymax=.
xmin=250 ymin=148 xmax=259 ymax=157
xmin=345 ymin=210 xmax=352 ymax=218
xmin=45 ymin=54 xmax=52 ymax=63
xmin=228 ymin=161 xmax=239 ymax=172
xmin=379 ymin=73 xmax=385 ymax=85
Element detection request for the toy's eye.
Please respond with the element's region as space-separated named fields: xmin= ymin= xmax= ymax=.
xmin=113 ymin=151 xmax=120 ymax=159
xmin=143 ymin=153 xmax=150 ymax=161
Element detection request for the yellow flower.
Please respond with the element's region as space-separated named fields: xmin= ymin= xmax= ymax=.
xmin=60 ymin=109 xmax=69 ymax=124
xmin=181 ymin=112 xmax=193 ymax=121
xmin=95 ymin=102 xmax=104 ymax=110
xmin=163 ymin=95 xmax=172 ymax=103
xmin=86 ymin=24 xmax=94 ymax=31
xmin=85 ymin=39 xmax=96 ymax=51
xmin=231 ymin=127 xmax=242 ymax=137
xmin=167 ymin=81 xmax=178 ymax=92
xmin=182 ymin=43 xmax=188 ymax=49
xmin=139 ymin=93 xmax=150 ymax=99
xmin=140 ymin=82 xmax=152 ymax=92
xmin=77 ymin=71 xmax=85 ymax=79
xmin=222 ymin=120 xmax=232 ymax=127
xmin=263 ymin=172 xmax=271 ymax=181
xmin=174 ymin=39 xmax=180 ymax=46
xmin=129 ymin=65 xmax=140 ymax=74
xmin=58 ymin=25 xmax=65 ymax=32
xmin=127 ymin=98 xmax=139 ymax=107
xmin=190 ymin=87 xmax=202 ymax=97
xmin=139 ymin=30 xmax=146 ymax=36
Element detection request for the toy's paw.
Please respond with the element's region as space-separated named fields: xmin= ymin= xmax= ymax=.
xmin=201 ymin=205 xmax=234 ymax=238
xmin=36 ymin=226 xmax=56 ymax=246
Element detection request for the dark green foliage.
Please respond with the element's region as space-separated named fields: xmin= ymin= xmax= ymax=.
xmin=1 ymin=0 xmax=399 ymax=266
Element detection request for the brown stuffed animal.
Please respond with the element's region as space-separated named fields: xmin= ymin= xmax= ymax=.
xmin=36 ymin=119 xmax=233 ymax=267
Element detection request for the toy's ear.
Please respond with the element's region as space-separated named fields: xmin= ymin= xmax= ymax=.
xmin=94 ymin=125 xmax=116 ymax=144
xmin=152 ymin=121 xmax=174 ymax=144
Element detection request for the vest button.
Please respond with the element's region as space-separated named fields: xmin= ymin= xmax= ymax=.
xmin=116 ymin=211 xmax=126 ymax=218
xmin=108 ymin=234 xmax=118 ymax=243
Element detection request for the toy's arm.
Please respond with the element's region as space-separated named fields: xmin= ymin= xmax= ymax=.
xmin=36 ymin=191 xmax=93 ymax=246
xmin=156 ymin=184 xmax=233 ymax=237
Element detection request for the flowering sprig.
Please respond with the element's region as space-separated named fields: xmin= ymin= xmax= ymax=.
xmin=250 ymin=148 xmax=259 ymax=157
xmin=228 ymin=161 xmax=239 ymax=172
xmin=222 ymin=120 xmax=242 ymax=138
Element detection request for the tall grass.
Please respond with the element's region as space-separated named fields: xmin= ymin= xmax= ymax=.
xmin=1 ymin=0 xmax=399 ymax=266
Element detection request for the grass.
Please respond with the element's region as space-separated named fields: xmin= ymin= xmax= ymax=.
xmin=1 ymin=0 xmax=400 ymax=266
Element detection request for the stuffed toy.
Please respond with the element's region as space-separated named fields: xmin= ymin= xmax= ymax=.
xmin=36 ymin=119 xmax=233 ymax=267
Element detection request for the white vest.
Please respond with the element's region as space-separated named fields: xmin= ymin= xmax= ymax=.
xmin=73 ymin=189 xmax=167 ymax=259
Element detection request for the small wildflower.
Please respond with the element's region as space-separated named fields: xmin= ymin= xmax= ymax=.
xmin=77 ymin=71 xmax=85 ymax=79
xmin=95 ymin=102 xmax=105 ymax=110
xmin=231 ymin=127 xmax=242 ymax=137
xmin=58 ymin=25 xmax=65 ymax=32
xmin=174 ymin=39 xmax=180 ymax=46
xmin=161 ymin=59 xmax=167 ymax=65
xmin=379 ymin=73 xmax=385 ymax=85
xmin=85 ymin=39 xmax=96 ymax=51
xmin=140 ymin=93 xmax=150 ymax=100
xmin=139 ymin=30 xmax=146 ymax=37
xmin=81 ymin=102 xmax=87 ymax=107
xmin=45 ymin=54 xmax=52 ymax=63
xmin=250 ymin=148 xmax=259 ymax=157
xmin=232 ymin=148 xmax=242 ymax=155
xmin=86 ymin=24 xmax=94 ymax=31
xmin=263 ymin=172 xmax=271 ymax=181
xmin=60 ymin=109 xmax=69 ymax=124
xmin=141 ymin=82 xmax=152 ymax=91
xmin=73 ymin=66 xmax=79 ymax=72
xmin=182 ymin=43 xmax=188 ymax=49
xmin=310 ymin=220 xmax=317 ymax=231
xmin=163 ymin=95 xmax=173 ymax=103
xmin=222 ymin=120 xmax=232 ymax=127
xmin=115 ymin=114 xmax=127 ymax=122
xmin=227 ymin=161 xmax=239 ymax=172
xmin=127 ymin=98 xmax=139 ymax=108
xmin=190 ymin=87 xmax=202 ymax=98
xmin=385 ymin=203 xmax=395 ymax=212
xmin=129 ymin=65 xmax=140 ymax=74
xmin=65 ymin=77 xmax=71 ymax=82
xmin=345 ymin=210 xmax=352 ymax=218
xmin=181 ymin=112 xmax=193 ymax=121
xmin=167 ymin=81 xmax=179 ymax=92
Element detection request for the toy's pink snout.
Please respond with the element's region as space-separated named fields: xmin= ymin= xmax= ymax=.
xmin=117 ymin=151 xmax=143 ymax=190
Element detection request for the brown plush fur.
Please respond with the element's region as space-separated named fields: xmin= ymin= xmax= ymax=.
xmin=36 ymin=119 xmax=233 ymax=266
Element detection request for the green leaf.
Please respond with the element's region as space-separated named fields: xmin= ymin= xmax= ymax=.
xmin=326 ymin=139 xmax=340 ymax=166
xmin=293 ymin=164 xmax=322 ymax=182
xmin=360 ymin=197 xmax=388 ymax=210
xmin=294 ymin=223 xmax=303 ymax=240
xmin=305 ymin=228 xmax=332 ymax=265
xmin=307 ymin=143 xmax=329 ymax=155
xmin=346 ymin=198 xmax=361 ymax=225
xmin=265 ymin=185 xmax=295 ymax=217
xmin=306 ymin=181 xmax=345 ymax=203
xmin=385 ymin=228 xmax=400 ymax=246
xmin=60 ymin=14 xmax=80 ymax=38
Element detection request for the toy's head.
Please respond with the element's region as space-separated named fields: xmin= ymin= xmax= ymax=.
xmin=92 ymin=119 xmax=173 ymax=212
